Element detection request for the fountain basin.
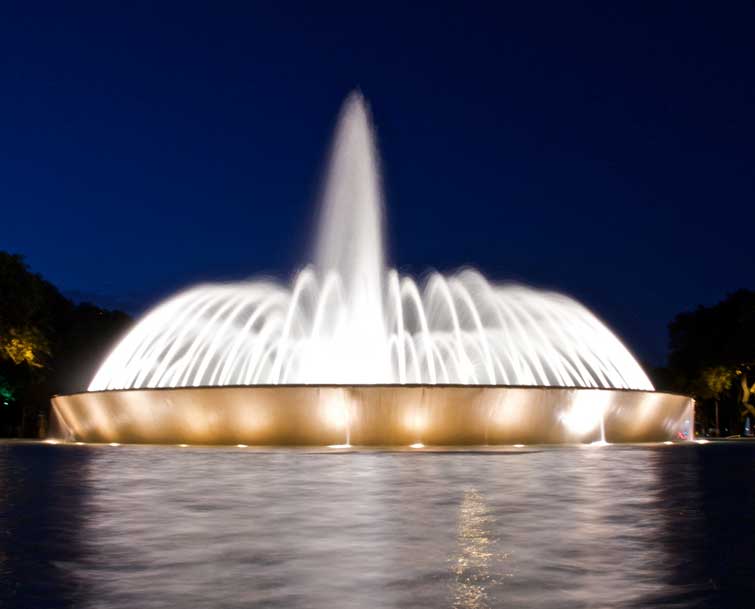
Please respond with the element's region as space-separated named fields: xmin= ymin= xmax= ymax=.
xmin=51 ymin=386 xmax=693 ymax=445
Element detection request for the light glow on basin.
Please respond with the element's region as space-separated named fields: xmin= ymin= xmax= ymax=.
xmin=51 ymin=385 xmax=694 ymax=445
xmin=89 ymin=93 xmax=652 ymax=394
xmin=322 ymin=399 xmax=351 ymax=429
xmin=403 ymin=409 xmax=429 ymax=434
xmin=559 ymin=391 xmax=610 ymax=437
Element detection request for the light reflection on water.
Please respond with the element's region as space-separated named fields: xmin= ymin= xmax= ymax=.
xmin=1 ymin=443 xmax=755 ymax=608
xmin=453 ymin=489 xmax=500 ymax=609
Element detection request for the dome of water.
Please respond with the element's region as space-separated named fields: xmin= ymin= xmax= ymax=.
xmin=90 ymin=93 xmax=653 ymax=392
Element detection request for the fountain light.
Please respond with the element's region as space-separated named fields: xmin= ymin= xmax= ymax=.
xmin=410 ymin=442 xmax=425 ymax=449
xmin=75 ymin=441 xmax=85 ymax=446
xmin=328 ymin=443 xmax=352 ymax=449
xmin=108 ymin=442 xmax=120 ymax=447
xmin=560 ymin=402 xmax=604 ymax=436
xmin=236 ymin=444 xmax=248 ymax=448
xmin=404 ymin=410 xmax=428 ymax=433
xmin=696 ymin=439 xmax=710 ymax=445
xmin=663 ymin=441 xmax=673 ymax=445
xmin=513 ymin=444 xmax=526 ymax=448
xmin=178 ymin=443 xmax=189 ymax=447
xmin=322 ymin=401 xmax=350 ymax=429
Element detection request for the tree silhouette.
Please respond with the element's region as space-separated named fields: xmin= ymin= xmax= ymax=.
xmin=666 ymin=290 xmax=755 ymax=436
xmin=0 ymin=252 xmax=131 ymax=437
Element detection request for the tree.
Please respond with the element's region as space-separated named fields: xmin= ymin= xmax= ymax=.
xmin=0 ymin=251 xmax=131 ymax=436
xmin=695 ymin=366 xmax=734 ymax=436
xmin=1 ymin=326 xmax=50 ymax=367
xmin=0 ymin=253 xmax=67 ymax=337
xmin=666 ymin=290 xmax=755 ymax=436
xmin=736 ymin=363 xmax=755 ymax=421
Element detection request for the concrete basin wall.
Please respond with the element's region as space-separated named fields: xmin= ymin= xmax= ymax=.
xmin=51 ymin=385 xmax=694 ymax=445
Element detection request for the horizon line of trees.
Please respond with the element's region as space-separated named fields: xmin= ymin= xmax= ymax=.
xmin=0 ymin=251 xmax=130 ymax=437
xmin=1 ymin=249 xmax=753 ymax=438
xmin=653 ymin=289 xmax=755 ymax=437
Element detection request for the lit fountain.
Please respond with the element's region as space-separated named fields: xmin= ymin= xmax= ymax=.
xmin=51 ymin=93 xmax=693 ymax=445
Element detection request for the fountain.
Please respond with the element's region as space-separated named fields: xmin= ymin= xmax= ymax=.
xmin=51 ymin=93 xmax=693 ymax=445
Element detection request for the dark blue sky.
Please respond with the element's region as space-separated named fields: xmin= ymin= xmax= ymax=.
xmin=2 ymin=2 xmax=753 ymax=365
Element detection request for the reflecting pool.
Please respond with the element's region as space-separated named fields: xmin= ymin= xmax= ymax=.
xmin=1 ymin=442 xmax=754 ymax=608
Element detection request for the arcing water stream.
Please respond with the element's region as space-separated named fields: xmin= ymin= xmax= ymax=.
xmin=90 ymin=93 xmax=652 ymax=392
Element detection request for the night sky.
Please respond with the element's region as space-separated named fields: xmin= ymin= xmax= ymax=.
xmin=2 ymin=2 xmax=753 ymax=366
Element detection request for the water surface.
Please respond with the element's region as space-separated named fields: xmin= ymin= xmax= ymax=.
xmin=1 ymin=442 xmax=754 ymax=608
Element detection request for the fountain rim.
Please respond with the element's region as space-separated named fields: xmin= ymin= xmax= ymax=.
xmin=53 ymin=384 xmax=692 ymax=400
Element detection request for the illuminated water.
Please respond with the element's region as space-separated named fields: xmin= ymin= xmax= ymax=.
xmin=2 ymin=442 xmax=754 ymax=608
xmin=89 ymin=93 xmax=652 ymax=392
